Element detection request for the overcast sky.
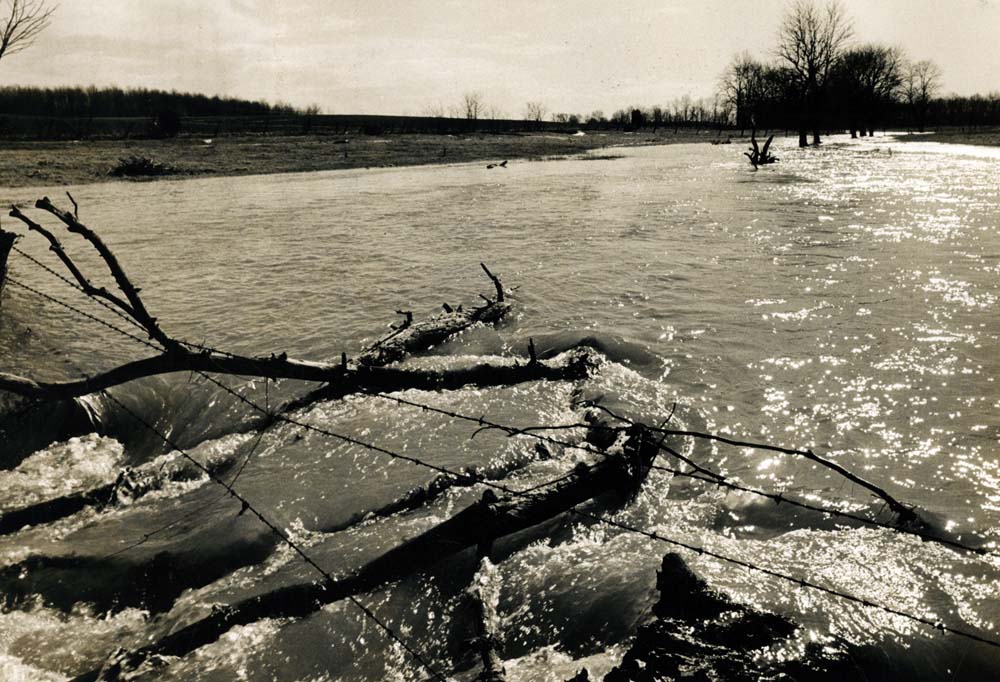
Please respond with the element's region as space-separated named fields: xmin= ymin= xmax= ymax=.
xmin=2 ymin=0 xmax=998 ymax=116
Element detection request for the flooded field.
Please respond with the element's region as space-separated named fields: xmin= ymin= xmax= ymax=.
xmin=1 ymin=134 xmax=999 ymax=680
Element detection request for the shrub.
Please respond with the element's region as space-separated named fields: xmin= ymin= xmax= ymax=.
xmin=109 ymin=155 xmax=177 ymax=177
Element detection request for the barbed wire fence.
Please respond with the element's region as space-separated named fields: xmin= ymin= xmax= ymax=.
xmin=3 ymin=228 xmax=1000 ymax=682
xmin=11 ymin=251 xmax=998 ymax=560
xmin=4 ymin=261 xmax=450 ymax=680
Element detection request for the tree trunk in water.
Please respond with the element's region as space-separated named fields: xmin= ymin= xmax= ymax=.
xmin=798 ymin=126 xmax=808 ymax=147
xmin=849 ymin=128 xmax=857 ymax=138
xmin=812 ymin=127 xmax=821 ymax=145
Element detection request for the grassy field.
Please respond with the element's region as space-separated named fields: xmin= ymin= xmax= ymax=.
xmin=0 ymin=129 xmax=724 ymax=188
xmin=893 ymin=127 xmax=1000 ymax=147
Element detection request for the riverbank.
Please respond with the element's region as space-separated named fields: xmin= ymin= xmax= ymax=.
xmin=0 ymin=129 xmax=724 ymax=188
xmin=893 ymin=127 xmax=1000 ymax=147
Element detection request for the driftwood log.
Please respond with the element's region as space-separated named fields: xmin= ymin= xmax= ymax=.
xmin=72 ymin=424 xmax=658 ymax=682
xmin=0 ymin=348 xmax=590 ymax=405
xmin=358 ymin=263 xmax=509 ymax=367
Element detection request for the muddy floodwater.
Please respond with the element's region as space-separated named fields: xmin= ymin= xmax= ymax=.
xmin=1 ymin=135 xmax=999 ymax=680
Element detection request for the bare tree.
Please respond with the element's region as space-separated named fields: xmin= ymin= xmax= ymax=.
xmin=0 ymin=0 xmax=55 ymax=65
xmin=776 ymin=0 xmax=853 ymax=146
xmin=720 ymin=52 xmax=767 ymax=135
xmin=835 ymin=44 xmax=904 ymax=137
xmin=524 ymin=101 xmax=546 ymax=122
xmin=462 ymin=91 xmax=484 ymax=120
xmin=903 ymin=59 xmax=941 ymax=132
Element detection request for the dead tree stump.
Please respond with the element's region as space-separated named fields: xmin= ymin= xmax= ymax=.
xmin=744 ymin=132 xmax=778 ymax=169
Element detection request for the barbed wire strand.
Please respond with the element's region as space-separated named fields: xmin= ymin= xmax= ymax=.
xmin=100 ymin=389 xmax=449 ymax=682
xmin=9 ymin=265 xmax=998 ymax=562
xmin=11 ymin=245 xmax=246 ymax=359
xmin=6 ymin=265 xmax=447 ymax=680
xmin=371 ymin=393 xmax=998 ymax=559
xmin=166 ymin=372 xmax=1000 ymax=651
xmin=8 ymin=257 xmax=1000 ymax=653
xmin=10 ymin=266 xmax=997 ymax=561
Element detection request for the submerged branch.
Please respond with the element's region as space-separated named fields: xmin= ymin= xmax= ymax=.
xmin=357 ymin=263 xmax=509 ymax=368
xmin=0 ymin=350 xmax=591 ymax=403
xmin=577 ymin=399 xmax=922 ymax=526
xmin=0 ymin=352 xmax=594 ymax=534
xmin=71 ymin=424 xmax=658 ymax=681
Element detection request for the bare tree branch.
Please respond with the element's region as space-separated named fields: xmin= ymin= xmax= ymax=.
xmin=0 ymin=0 xmax=55 ymax=62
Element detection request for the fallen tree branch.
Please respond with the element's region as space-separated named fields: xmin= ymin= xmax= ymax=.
xmin=283 ymin=349 xmax=594 ymax=414
xmin=0 ymin=352 xmax=343 ymax=401
xmin=0 ymin=446 xmax=237 ymax=536
xmin=576 ymin=399 xmax=923 ymax=527
xmin=71 ymin=424 xmax=658 ymax=681
xmin=11 ymin=199 xmax=180 ymax=350
xmin=658 ymin=428 xmax=920 ymax=525
xmin=0 ymin=349 xmax=591 ymax=403
xmin=359 ymin=265 xmax=510 ymax=367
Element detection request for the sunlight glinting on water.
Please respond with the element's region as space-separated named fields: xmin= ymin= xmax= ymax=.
xmin=0 ymin=135 xmax=998 ymax=679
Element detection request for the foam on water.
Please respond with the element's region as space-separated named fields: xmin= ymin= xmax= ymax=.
xmin=0 ymin=435 xmax=124 ymax=511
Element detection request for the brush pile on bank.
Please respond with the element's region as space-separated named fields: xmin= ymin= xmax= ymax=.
xmin=108 ymin=155 xmax=177 ymax=178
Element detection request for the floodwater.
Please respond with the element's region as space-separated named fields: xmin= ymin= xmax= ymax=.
xmin=1 ymin=134 xmax=999 ymax=680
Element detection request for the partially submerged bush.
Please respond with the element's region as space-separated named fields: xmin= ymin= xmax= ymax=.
xmin=109 ymin=155 xmax=177 ymax=178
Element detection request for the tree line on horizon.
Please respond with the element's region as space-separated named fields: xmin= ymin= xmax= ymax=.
xmin=0 ymin=85 xmax=305 ymax=120
xmin=1 ymin=0 xmax=998 ymax=141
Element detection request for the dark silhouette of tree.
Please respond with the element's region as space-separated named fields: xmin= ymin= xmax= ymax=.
xmin=904 ymin=59 xmax=941 ymax=132
xmin=776 ymin=0 xmax=853 ymax=146
xmin=833 ymin=45 xmax=904 ymax=137
xmin=721 ymin=53 xmax=768 ymax=134
xmin=0 ymin=0 xmax=54 ymax=65
xmin=650 ymin=105 xmax=664 ymax=131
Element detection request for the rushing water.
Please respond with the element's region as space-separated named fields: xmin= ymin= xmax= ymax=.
xmin=1 ymin=135 xmax=999 ymax=680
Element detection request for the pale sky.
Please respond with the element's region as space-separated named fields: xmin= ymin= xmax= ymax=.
xmin=2 ymin=0 xmax=998 ymax=116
